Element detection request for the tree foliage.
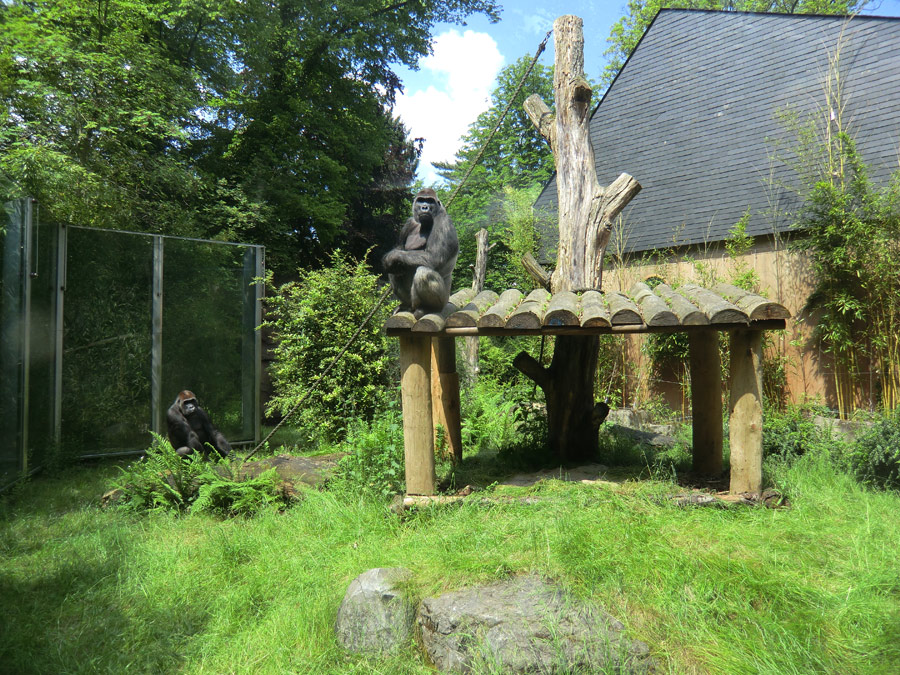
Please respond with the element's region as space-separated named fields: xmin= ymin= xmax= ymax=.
xmin=602 ymin=0 xmax=864 ymax=88
xmin=0 ymin=0 xmax=500 ymax=273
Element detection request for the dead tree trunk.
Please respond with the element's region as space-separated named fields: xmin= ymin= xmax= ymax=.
xmin=517 ymin=15 xmax=640 ymax=463
xmin=465 ymin=228 xmax=489 ymax=377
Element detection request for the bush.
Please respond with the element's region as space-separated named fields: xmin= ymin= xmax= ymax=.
xmin=263 ymin=250 xmax=394 ymax=445
xmin=763 ymin=405 xmax=821 ymax=461
xmin=331 ymin=404 xmax=406 ymax=499
xmin=112 ymin=435 xmax=295 ymax=515
xmin=848 ymin=411 xmax=900 ymax=490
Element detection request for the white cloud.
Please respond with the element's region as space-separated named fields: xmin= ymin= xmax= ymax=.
xmin=395 ymin=30 xmax=505 ymax=185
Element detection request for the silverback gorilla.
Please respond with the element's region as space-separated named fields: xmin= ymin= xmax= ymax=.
xmin=167 ymin=390 xmax=231 ymax=459
xmin=382 ymin=188 xmax=458 ymax=318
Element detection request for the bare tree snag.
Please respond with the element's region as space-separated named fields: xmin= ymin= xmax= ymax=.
xmin=466 ymin=228 xmax=490 ymax=377
xmin=523 ymin=16 xmax=640 ymax=292
xmin=522 ymin=253 xmax=551 ymax=290
xmin=515 ymin=15 xmax=639 ymax=462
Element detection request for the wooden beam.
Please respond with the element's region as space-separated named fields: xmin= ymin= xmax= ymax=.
xmin=729 ymin=329 xmax=763 ymax=494
xmin=689 ymin=331 xmax=723 ymax=476
xmin=431 ymin=337 xmax=462 ymax=465
xmin=399 ymin=334 xmax=436 ymax=495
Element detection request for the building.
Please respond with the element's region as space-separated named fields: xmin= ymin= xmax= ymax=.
xmin=534 ymin=9 xmax=900 ymax=410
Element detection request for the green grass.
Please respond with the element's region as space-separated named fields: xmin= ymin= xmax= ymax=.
xmin=1 ymin=448 xmax=899 ymax=673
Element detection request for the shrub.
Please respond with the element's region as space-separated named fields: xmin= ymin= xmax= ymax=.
xmin=848 ymin=411 xmax=900 ymax=490
xmin=331 ymin=404 xmax=406 ymax=499
xmin=263 ymin=250 xmax=394 ymax=445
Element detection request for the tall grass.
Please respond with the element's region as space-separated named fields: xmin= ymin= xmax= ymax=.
xmin=1 ymin=437 xmax=898 ymax=673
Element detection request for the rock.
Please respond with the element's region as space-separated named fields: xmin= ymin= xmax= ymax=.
xmin=603 ymin=423 xmax=677 ymax=449
xmin=606 ymin=407 xmax=652 ymax=430
xmin=417 ymin=575 xmax=655 ymax=673
xmin=813 ymin=416 xmax=870 ymax=443
xmin=235 ymin=453 xmax=344 ymax=488
xmin=335 ymin=567 xmax=416 ymax=654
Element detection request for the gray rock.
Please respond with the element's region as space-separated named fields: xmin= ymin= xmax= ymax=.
xmin=336 ymin=567 xmax=415 ymax=654
xmin=418 ymin=575 xmax=654 ymax=673
xmin=603 ymin=423 xmax=677 ymax=449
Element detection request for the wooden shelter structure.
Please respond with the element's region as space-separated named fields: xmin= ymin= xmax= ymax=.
xmin=385 ymin=282 xmax=789 ymax=497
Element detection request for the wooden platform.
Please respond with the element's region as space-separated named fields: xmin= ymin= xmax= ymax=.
xmin=385 ymin=283 xmax=790 ymax=498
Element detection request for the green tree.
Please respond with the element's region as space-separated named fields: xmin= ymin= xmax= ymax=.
xmin=0 ymin=0 xmax=211 ymax=230
xmin=0 ymin=0 xmax=501 ymax=274
xmin=602 ymin=1 xmax=864 ymax=88
xmin=436 ymin=56 xmax=558 ymax=227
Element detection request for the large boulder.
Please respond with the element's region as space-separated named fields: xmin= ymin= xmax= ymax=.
xmin=417 ymin=575 xmax=654 ymax=673
xmin=335 ymin=567 xmax=416 ymax=654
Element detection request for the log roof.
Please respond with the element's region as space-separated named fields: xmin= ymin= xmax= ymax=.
xmin=385 ymin=283 xmax=789 ymax=336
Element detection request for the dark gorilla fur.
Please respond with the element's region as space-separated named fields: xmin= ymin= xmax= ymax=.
xmin=166 ymin=390 xmax=231 ymax=459
xmin=382 ymin=188 xmax=458 ymax=318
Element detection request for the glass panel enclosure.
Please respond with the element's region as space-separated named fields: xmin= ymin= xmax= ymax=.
xmin=62 ymin=229 xmax=154 ymax=455
xmin=1 ymin=199 xmax=60 ymax=489
xmin=160 ymin=239 xmax=257 ymax=441
xmin=1 ymin=208 xmax=262 ymax=483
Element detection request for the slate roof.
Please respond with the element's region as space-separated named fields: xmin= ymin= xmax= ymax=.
xmin=533 ymin=10 xmax=900 ymax=254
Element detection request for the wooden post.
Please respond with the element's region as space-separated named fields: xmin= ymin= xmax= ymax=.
xmin=689 ymin=331 xmax=723 ymax=476
xmin=399 ymin=334 xmax=436 ymax=495
xmin=729 ymin=329 xmax=763 ymax=494
xmin=431 ymin=337 xmax=463 ymax=464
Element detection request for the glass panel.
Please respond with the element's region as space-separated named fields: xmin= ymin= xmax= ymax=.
xmin=161 ymin=239 xmax=251 ymax=442
xmin=26 ymin=213 xmax=60 ymax=469
xmin=0 ymin=200 xmax=26 ymax=487
xmin=62 ymin=228 xmax=153 ymax=454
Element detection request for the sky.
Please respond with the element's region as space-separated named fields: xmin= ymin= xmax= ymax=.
xmin=393 ymin=0 xmax=900 ymax=185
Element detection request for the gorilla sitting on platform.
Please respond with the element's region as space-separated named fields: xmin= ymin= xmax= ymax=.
xmin=382 ymin=188 xmax=458 ymax=318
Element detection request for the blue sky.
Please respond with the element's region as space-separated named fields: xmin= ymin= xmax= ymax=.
xmin=394 ymin=0 xmax=900 ymax=184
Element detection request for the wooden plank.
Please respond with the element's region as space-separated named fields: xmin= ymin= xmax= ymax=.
xmin=446 ymin=290 xmax=500 ymax=328
xmin=399 ymin=334 xmax=435 ymax=496
xmin=729 ymin=329 xmax=763 ymax=494
xmin=385 ymin=310 xmax=416 ymax=331
xmin=713 ymin=283 xmax=791 ymax=321
xmin=412 ymin=288 xmax=477 ymax=333
xmin=477 ymin=289 xmax=523 ymax=328
xmin=580 ymin=290 xmax=610 ymax=328
xmin=543 ymin=291 xmax=580 ymax=327
xmin=506 ymin=288 xmax=550 ymax=330
xmin=679 ymin=283 xmax=748 ymax=324
xmin=630 ymin=282 xmax=678 ymax=327
xmin=606 ymin=291 xmax=643 ymax=325
xmin=654 ymin=283 xmax=708 ymax=325
xmin=689 ymin=331 xmax=723 ymax=476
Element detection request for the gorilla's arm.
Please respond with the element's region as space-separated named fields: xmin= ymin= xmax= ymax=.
xmin=167 ymin=406 xmax=201 ymax=451
xmin=198 ymin=410 xmax=231 ymax=456
xmin=383 ymin=216 xmax=458 ymax=275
